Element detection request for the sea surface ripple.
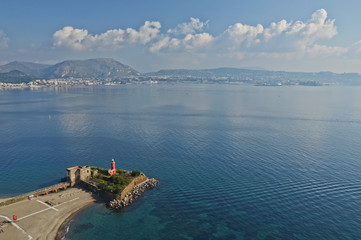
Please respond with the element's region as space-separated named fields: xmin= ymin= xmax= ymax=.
xmin=1 ymin=84 xmax=361 ymax=239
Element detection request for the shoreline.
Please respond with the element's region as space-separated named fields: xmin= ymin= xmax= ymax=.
xmin=0 ymin=187 xmax=97 ymax=240
xmin=0 ymin=170 xmax=158 ymax=239
xmin=55 ymin=201 xmax=95 ymax=240
xmin=0 ymin=197 xmax=10 ymax=204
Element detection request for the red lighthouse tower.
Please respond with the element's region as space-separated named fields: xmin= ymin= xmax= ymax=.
xmin=108 ymin=159 xmax=116 ymax=176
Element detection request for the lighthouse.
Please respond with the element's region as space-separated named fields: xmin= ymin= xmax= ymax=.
xmin=108 ymin=159 xmax=116 ymax=176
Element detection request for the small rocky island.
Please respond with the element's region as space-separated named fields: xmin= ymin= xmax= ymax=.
xmin=67 ymin=159 xmax=158 ymax=210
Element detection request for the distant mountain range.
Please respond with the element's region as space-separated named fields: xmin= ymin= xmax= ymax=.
xmin=146 ymin=68 xmax=361 ymax=85
xmin=147 ymin=68 xmax=260 ymax=77
xmin=1 ymin=58 xmax=361 ymax=85
xmin=0 ymin=70 xmax=38 ymax=84
xmin=0 ymin=61 xmax=51 ymax=77
xmin=0 ymin=58 xmax=140 ymax=83
xmin=43 ymin=58 xmax=140 ymax=79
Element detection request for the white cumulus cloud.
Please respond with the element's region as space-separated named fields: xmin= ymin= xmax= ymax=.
xmin=219 ymin=8 xmax=340 ymax=56
xmin=53 ymin=26 xmax=90 ymax=50
xmin=225 ymin=23 xmax=264 ymax=44
xmin=126 ymin=21 xmax=161 ymax=44
xmin=52 ymin=9 xmax=345 ymax=59
xmin=263 ymin=20 xmax=291 ymax=40
xmin=150 ymin=33 xmax=214 ymax=52
xmin=53 ymin=21 xmax=161 ymax=50
xmin=286 ymin=9 xmax=337 ymax=45
xmin=184 ymin=33 xmax=214 ymax=48
xmin=150 ymin=17 xmax=213 ymax=52
xmin=167 ymin=17 xmax=209 ymax=35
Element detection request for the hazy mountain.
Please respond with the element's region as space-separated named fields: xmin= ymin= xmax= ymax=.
xmin=0 ymin=58 xmax=140 ymax=80
xmin=147 ymin=68 xmax=267 ymax=77
xmin=0 ymin=70 xmax=38 ymax=83
xmin=43 ymin=58 xmax=140 ymax=79
xmin=1 ymin=59 xmax=361 ymax=85
xmin=147 ymin=68 xmax=361 ymax=84
xmin=0 ymin=61 xmax=51 ymax=76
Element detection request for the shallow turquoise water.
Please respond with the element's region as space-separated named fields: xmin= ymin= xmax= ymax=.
xmin=1 ymin=84 xmax=361 ymax=239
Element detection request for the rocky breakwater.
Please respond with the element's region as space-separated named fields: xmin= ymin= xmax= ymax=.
xmin=109 ymin=178 xmax=158 ymax=209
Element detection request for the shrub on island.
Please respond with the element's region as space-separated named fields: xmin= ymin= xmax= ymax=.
xmin=88 ymin=167 xmax=143 ymax=195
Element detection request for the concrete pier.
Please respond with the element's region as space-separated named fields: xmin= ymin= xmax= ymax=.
xmin=0 ymin=182 xmax=70 ymax=208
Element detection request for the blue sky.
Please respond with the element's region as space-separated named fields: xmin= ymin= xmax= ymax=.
xmin=1 ymin=0 xmax=361 ymax=73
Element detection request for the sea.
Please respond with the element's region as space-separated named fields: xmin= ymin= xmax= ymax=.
xmin=1 ymin=84 xmax=361 ymax=240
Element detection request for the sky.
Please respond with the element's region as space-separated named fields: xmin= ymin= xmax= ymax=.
xmin=1 ymin=0 xmax=361 ymax=73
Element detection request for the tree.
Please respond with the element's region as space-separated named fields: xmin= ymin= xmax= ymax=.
xmin=131 ymin=170 xmax=141 ymax=177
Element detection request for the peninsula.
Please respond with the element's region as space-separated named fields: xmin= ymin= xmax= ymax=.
xmin=0 ymin=160 xmax=158 ymax=240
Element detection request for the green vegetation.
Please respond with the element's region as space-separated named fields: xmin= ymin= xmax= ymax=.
xmin=89 ymin=167 xmax=143 ymax=194
xmin=131 ymin=170 xmax=141 ymax=177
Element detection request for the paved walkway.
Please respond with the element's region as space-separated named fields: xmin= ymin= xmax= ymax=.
xmin=0 ymin=187 xmax=96 ymax=240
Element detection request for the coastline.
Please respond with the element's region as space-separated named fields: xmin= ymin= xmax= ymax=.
xmin=55 ymin=201 xmax=95 ymax=240
xmin=0 ymin=167 xmax=158 ymax=240
xmin=0 ymin=187 xmax=97 ymax=240
xmin=0 ymin=197 xmax=10 ymax=204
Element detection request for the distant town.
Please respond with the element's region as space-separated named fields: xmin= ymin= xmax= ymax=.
xmin=1 ymin=58 xmax=361 ymax=90
xmin=0 ymin=77 xmax=160 ymax=90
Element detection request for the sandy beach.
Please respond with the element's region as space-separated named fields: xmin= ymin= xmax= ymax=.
xmin=0 ymin=187 xmax=97 ymax=240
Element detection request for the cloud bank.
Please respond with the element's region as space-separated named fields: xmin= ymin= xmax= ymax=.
xmin=53 ymin=21 xmax=161 ymax=50
xmin=52 ymin=9 xmax=348 ymax=60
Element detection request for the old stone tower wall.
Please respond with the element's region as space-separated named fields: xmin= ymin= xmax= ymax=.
xmin=66 ymin=166 xmax=91 ymax=186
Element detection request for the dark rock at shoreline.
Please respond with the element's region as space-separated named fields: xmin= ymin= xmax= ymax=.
xmin=109 ymin=178 xmax=158 ymax=209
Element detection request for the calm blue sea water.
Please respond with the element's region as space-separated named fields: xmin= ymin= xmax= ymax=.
xmin=2 ymin=84 xmax=361 ymax=239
